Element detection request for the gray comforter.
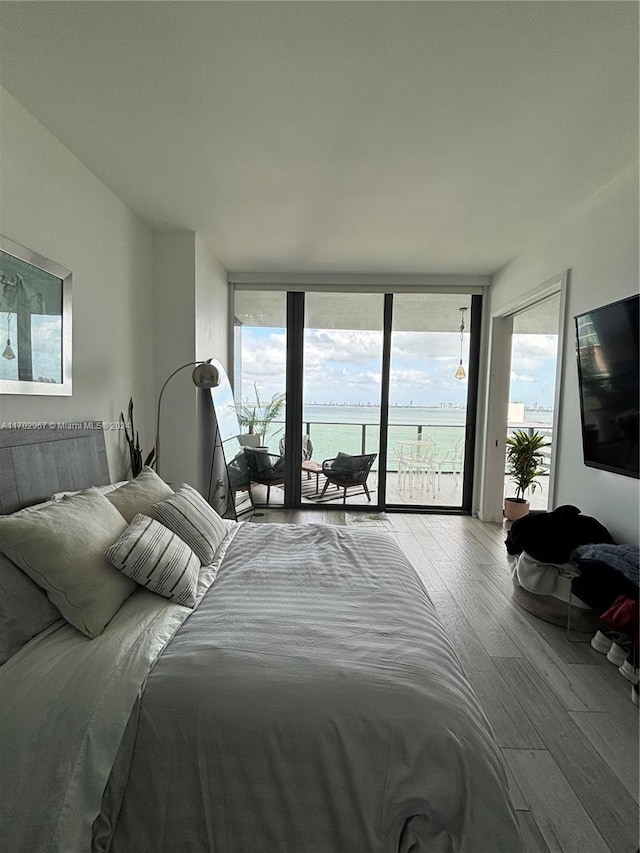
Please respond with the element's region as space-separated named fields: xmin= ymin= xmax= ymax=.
xmin=96 ymin=523 xmax=521 ymax=853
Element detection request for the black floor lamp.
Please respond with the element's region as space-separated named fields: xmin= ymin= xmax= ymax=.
xmin=154 ymin=358 xmax=220 ymax=477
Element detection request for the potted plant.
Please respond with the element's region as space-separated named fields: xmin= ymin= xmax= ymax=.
xmin=239 ymin=383 xmax=286 ymax=449
xmin=504 ymin=429 xmax=549 ymax=521
xmin=120 ymin=397 xmax=155 ymax=478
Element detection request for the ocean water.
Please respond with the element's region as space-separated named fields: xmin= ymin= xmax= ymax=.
xmin=261 ymin=404 xmax=552 ymax=468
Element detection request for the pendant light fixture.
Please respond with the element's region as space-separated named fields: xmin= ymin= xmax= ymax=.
xmin=2 ymin=314 xmax=15 ymax=360
xmin=454 ymin=307 xmax=467 ymax=380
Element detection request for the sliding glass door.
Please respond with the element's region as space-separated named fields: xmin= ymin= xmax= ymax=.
xmin=233 ymin=288 xmax=480 ymax=511
xmin=301 ymin=292 xmax=384 ymax=507
xmin=387 ymin=293 xmax=474 ymax=509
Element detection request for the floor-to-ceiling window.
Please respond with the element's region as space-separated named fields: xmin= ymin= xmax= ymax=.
xmin=233 ymin=287 xmax=481 ymax=511
xmin=234 ymin=291 xmax=287 ymax=436
xmin=301 ymin=292 xmax=384 ymax=506
xmin=387 ymin=293 xmax=474 ymax=509
xmin=234 ymin=290 xmax=288 ymax=505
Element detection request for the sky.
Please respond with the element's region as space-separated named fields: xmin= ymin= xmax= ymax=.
xmin=1 ymin=250 xmax=560 ymax=402
xmin=0 ymin=314 xmax=62 ymax=383
xmin=0 ymin=316 xmax=559 ymax=407
xmin=239 ymin=326 xmax=559 ymax=409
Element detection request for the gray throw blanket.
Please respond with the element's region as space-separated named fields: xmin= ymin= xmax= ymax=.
xmin=571 ymin=543 xmax=639 ymax=588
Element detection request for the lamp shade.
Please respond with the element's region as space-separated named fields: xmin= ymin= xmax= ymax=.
xmin=192 ymin=361 xmax=220 ymax=389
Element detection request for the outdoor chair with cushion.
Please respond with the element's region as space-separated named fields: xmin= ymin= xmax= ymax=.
xmin=244 ymin=446 xmax=286 ymax=504
xmin=320 ymin=452 xmax=377 ymax=503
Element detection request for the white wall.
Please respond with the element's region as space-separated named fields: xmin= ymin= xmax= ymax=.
xmin=153 ymin=231 xmax=198 ymax=488
xmin=195 ymin=234 xmax=229 ymax=365
xmin=195 ymin=235 xmax=230 ymax=499
xmin=153 ymin=231 xmax=229 ymax=492
xmin=488 ymin=163 xmax=639 ymax=544
xmin=0 ymin=87 xmax=155 ymax=479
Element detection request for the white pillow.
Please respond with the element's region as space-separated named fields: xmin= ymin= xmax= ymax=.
xmin=153 ymin=483 xmax=227 ymax=565
xmin=105 ymin=467 xmax=174 ymax=523
xmin=0 ymin=489 xmax=135 ymax=638
xmin=51 ymin=481 xmax=128 ymax=501
xmin=0 ymin=553 xmax=62 ymax=665
xmin=105 ymin=514 xmax=201 ymax=608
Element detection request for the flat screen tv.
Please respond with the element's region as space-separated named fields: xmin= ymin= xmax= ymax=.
xmin=575 ymin=293 xmax=639 ymax=478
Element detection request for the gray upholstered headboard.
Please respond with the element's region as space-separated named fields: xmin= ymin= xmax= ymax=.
xmin=0 ymin=423 xmax=111 ymax=514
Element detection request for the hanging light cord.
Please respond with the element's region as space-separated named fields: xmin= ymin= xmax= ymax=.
xmin=455 ymin=308 xmax=467 ymax=380
xmin=3 ymin=313 xmax=16 ymax=361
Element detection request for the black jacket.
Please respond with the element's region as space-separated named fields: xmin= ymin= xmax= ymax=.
xmin=505 ymin=504 xmax=614 ymax=564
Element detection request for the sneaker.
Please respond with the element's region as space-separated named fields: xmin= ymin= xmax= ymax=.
xmin=607 ymin=642 xmax=629 ymax=667
xmin=619 ymin=659 xmax=640 ymax=685
xmin=590 ymin=630 xmax=612 ymax=654
xmin=632 ymin=684 xmax=639 ymax=707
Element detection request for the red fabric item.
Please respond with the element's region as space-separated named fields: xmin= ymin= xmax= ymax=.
xmin=600 ymin=594 xmax=639 ymax=634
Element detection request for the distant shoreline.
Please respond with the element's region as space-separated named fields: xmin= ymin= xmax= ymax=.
xmin=302 ymin=402 xmax=553 ymax=413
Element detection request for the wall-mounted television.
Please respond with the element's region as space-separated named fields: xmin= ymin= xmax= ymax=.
xmin=575 ymin=293 xmax=639 ymax=479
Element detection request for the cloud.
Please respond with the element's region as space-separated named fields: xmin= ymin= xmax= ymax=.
xmin=392 ymin=331 xmax=466 ymax=360
xmin=513 ymin=333 xmax=558 ymax=356
xmin=306 ymin=329 xmax=383 ymax=368
xmin=510 ymin=334 xmax=558 ymax=372
xmin=390 ymin=368 xmax=434 ymax=386
xmin=238 ymin=325 xmax=558 ymax=407
xmin=240 ymin=329 xmax=286 ymax=399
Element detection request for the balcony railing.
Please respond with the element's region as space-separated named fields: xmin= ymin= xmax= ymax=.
xmin=243 ymin=417 xmax=553 ymax=508
xmin=261 ymin=418 xmax=553 ymax=475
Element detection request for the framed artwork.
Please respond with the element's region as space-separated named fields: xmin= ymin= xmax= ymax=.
xmin=0 ymin=235 xmax=72 ymax=395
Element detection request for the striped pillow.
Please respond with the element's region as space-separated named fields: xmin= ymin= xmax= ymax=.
xmin=105 ymin=514 xmax=200 ymax=608
xmin=153 ymin=483 xmax=227 ymax=566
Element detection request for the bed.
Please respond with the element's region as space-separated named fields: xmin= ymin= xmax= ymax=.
xmin=0 ymin=425 xmax=522 ymax=853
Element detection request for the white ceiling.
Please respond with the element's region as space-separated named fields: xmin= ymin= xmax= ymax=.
xmin=0 ymin=1 xmax=637 ymax=276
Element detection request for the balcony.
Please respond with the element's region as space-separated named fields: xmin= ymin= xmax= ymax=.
xmin=249 ymin=419 xmax=553 ymax=511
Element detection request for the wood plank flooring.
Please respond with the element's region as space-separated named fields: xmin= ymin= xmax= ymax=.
xmin=250 ymin=509 xmax=639 ymax=853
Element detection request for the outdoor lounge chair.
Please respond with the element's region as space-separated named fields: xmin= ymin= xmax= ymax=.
xmin=320 ymin=452 xmax=377 ymax=503
xmin=244 ymin=446 xmax=286 ymax=503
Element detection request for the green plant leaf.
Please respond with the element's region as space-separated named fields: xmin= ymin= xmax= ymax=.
xmin=239 ymin=382 xmax=285 ymax=445
xmin=505 ymin=429 xmax=550 ymax=500
xmin=120 ymin=396 xmax=154 ymax=477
